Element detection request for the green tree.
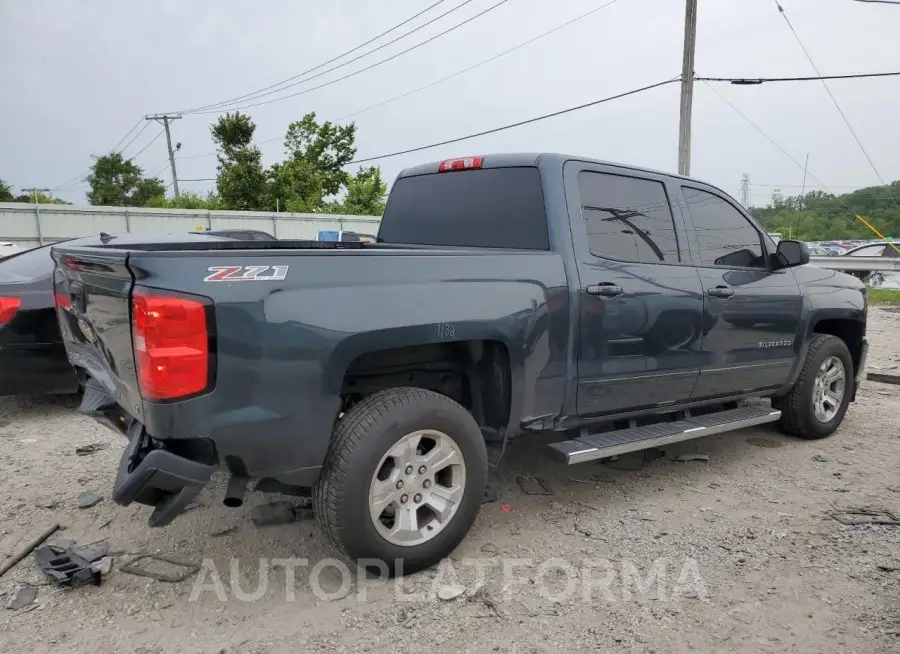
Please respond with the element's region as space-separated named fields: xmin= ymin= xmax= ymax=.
xmin=145 ymin=191 xmax=222 ymax=210
xmin=325 ymin=166 xmax=387 ymax=215
xmin=86 ymin=153 xmax=165 ymax=206
xmin=0 ymin=179 xmax=13 ymax=202
xmin=751 ymin=182 xmax=900 ymax=241
xmin=266 ymin=159 xmax=324 ymax=213
xmin=211 ymin=112 xmax=267 ymax=211
xmin=282 ymin=112 xmax=356 ymax=197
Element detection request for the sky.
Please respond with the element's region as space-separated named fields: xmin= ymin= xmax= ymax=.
xmin=2 ymin=0 xmax=899 ymax=208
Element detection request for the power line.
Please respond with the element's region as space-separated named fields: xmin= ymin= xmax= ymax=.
xmin=126 ymin=129 xmax=165 ymax=163
xmin=772 ymin=0 xmax=900 ymax=213
xmin=187 ymin=0 xmax=512 ymax=116
xmin=178 ymin=0 xmax=462 ymax=114
xmin=697 ymin=70 xmax=900 ymax=84
xmin=337 ymin=0 xmax=628 ymax=122
xmin=347 ymin=77 xmax=680 ymax=164
xmin=116 ymin=120 xmax=152 ymax=156
xmin=701 ymin=81 xmax=892 ymax=224
xmin=108 ymin=118 xmax=146 ymax=153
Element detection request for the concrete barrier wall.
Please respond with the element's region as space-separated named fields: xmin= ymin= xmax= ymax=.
xmin=0 ymin=203 xmax=382 ymax=250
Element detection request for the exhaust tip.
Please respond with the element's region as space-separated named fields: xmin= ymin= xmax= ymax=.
xmin=223 ymin=475 xmax=249 ymax=508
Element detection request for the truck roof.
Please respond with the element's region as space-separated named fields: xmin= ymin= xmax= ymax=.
xmin=396 ymin=152 xmax=698 ymax=184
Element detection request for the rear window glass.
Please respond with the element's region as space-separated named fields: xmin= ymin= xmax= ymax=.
xmin=379 ymin=167 xmax=550 ymax=250
xmin=0 ymin=244 xmax=53 ymax=280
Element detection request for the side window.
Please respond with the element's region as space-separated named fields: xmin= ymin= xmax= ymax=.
xmin=849 ymin=244 xmax=885 ymax=257
xmin=682 ymin=186 xmax=765 ymax=268
xmin=578 ymin=171 xmax=680 ymax=263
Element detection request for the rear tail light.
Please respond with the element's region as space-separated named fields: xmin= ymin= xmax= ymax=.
xmin=131 ymin=290 xmax=210 ymax=400
xmin=0 ymin=297 xmax=21 ymax=325
xmin=54 ymin=292 xmax=71 ymax=310
xmin=438 ymin=156 xmax=483 ymax=172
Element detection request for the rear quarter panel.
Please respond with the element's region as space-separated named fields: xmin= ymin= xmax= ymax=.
xmin=128 ymin=249 xmax=569 ymax=478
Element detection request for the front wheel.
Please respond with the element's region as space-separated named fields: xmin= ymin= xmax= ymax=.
xmin=314 ymin=387 xmax=487 ymax=575
xmin=773 ymin=334 xmax=853 ymax=439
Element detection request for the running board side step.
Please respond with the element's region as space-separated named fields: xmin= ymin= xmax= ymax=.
xmin=545 ymin=406 xmax=782 ymax=465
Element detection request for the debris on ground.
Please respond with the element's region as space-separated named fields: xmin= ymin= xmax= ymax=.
xmin=482 ymin=486 xmax=498 ymax=504
xmin=676 ymin=453 xmax=710 ymax=463
xmin=76 ymin=491 xmax=103 ymax=509
xmin=516 ymin=475 xmax=552 ymax=496
xmin=830 ymin=509 xmax=900 ymax=526
xmin=437 ymin=584 xmax=466 ymax=601
xmin=249 ymin=501 xmax=313 ymax=527
xmin=0 ymin=522 xmax=59 ymax=579
xmin=120 ymin=554 xmax=200 ymax=583
xmin=34 ymin=543 xmax=102 ymax=587
xmin=867 ymin=371 xmax=900 ymax=385
xmin=747 ymin=437 xmax=783 ymax=448
xmin=75 ymin=443 xmax=109 ymax=456
xmin=210 ymin=525 xmax=239 ymax=537
xmin=5 ymin=584 xmax=37 ymax=610
xmin=34 ymin=499 xmax=59 ymax=510
xmin=812 ymin=454 xmax=830 ymax=462
xmin=468 ymin=585 xmax=504 ymax=618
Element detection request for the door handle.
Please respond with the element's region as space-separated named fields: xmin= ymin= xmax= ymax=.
xmin=707 ymin=285 xmax=735 ymax=298
xmin=586 ymin=284 xmax=624 ymax=297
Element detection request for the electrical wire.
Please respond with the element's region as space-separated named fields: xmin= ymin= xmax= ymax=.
xmin=116 ymin=121 xmax=152 ymax=157
xmin=337 ymin=0 xmax=628 ymax=121
xmin=701 ymin=80 xmax=892 ymax=225
xmin=347 ymin=77 xmax=679 ymax=164
xmin=126 ymin=129 xmax=165 ymax=163
xmin=772 ymin=0 xmax=900 ymax=213
xmin=697 ymin=70 xmax=900 ymax=84
xmin=187 ymin=0 xmax=512 ymax=115
xmin=108 ymin=118 xmax=146 ymax=154
xmin=178 ymin=0 xmax=465 ymax=114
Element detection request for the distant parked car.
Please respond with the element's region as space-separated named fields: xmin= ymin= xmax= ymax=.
xmin=839 ymin=241 xmax=900 ymax=285
xmin=196 ymin=228 xmax=277 ymax=241
xmin=0 ymin=242 xmax=19 ymax=259
xmin=0 ymin=241 xmax=80 ymax=397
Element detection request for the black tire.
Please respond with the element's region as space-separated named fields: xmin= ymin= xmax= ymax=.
xmin=773 ymin=334 xmax=854 ymax=439
xmin=313 ymin=387 xmax=487 ymax=576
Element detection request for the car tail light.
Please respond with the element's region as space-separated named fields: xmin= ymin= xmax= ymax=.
xmin=54 ymin=292 xmax=71 ymax=310
xmin=438 ymin=156 xmax=483 ymax=172
xmin=0 ymin=297 xmax=21 ymax=325
xmin=132 ymin=290 xmax=210 ymax=400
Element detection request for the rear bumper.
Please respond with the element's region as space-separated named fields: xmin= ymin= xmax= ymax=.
xmin=79 ymin=380 xmax=214 ymax=527
xmin=113 ymin=421 xmax=214 ymax=527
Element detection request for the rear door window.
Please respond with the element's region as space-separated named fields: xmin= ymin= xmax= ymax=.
xmin=379 ymin=167 xmax=550 ymax=250
xmin=577 ymin=171 xmax=680 ymax=263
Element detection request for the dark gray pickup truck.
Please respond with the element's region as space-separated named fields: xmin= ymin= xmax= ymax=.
xmin=52 ymin=153 xmax=868 ymax=574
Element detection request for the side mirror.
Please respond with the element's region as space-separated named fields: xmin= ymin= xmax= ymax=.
xmin=775 ymin=240 xmax=810 ymax=269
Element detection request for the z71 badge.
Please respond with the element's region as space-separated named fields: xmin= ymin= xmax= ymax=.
xmin=203 ymin=265 xmax=289 ymax=282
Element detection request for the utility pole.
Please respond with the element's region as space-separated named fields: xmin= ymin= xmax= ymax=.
xmin=677 ymin=0 xmax=699 ymax=176
xmin=799 ymin=153 xmax=809 ymax=210
xmin=739 ymin=174 xmax=750 ymax=208
xmin=145 ymin=114 xmax=182 ymax=198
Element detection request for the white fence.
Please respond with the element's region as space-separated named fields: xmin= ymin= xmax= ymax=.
xmin=0 ymin=203 xmax=382 ymax=250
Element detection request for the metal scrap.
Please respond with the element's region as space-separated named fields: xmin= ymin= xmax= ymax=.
xmin=866 ymin=371 xmax=900 ymax=386
xmin=0 ymin=523 xmax=59 ymax=579
xmin=516 ymin=476 xmax=552 ymax=496
xmin=120 ymin=554 xmax=200 ymax=583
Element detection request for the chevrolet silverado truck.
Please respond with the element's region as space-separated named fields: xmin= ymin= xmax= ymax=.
xmin=52 ymin=153 xmax=868 ymax=574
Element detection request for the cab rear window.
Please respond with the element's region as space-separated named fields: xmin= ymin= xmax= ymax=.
xmin=379 ymin=167 xmax=550 ymax=250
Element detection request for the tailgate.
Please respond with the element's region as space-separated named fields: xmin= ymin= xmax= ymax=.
xmin=52 ymin=246 xmax=143 ymax=420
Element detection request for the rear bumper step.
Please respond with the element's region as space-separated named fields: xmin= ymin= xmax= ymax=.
xmin=545 ymin=406 xmax=782 ymax=465
xmin=113 ymin=420 xmax=215 ymax=527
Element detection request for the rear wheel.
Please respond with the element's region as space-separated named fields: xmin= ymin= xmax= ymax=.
xmin=774 ymin=334 xmax=853 ymax=439
xmin=314 ymin=387 xmax=487 ymax=575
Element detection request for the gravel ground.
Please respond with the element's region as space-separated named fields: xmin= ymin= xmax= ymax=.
xmin=2 ymin=309 xmax=900 ymax=653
